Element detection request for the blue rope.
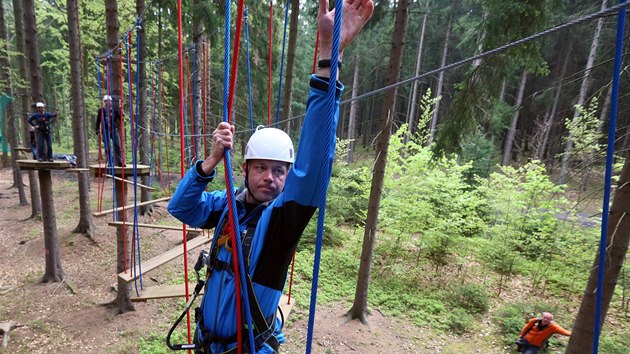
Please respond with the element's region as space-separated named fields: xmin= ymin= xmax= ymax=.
xmin=192 ymin=46 xmax=198 ymax=158
xmin=133 ymin=20 xmax=144 ymax=294
xmin=274 ymin=0 xmax=291 ymax=127
xmin=305 ymin=3 xmax=343 ymax=354
xmin=593 ymin=1 xmax=626 ymax=352
xmin=223 ymin=2 xmax=256 ymax=352
xmin=244 ymin=7 xmax=255 ymax=134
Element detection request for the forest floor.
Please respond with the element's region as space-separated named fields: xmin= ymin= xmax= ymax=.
xmin=0 ymin=165 xmax=566 ymax=354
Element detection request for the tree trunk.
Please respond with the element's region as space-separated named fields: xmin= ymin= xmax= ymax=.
xmin=405 ymin=13 xmax=427 ymax=143
xmin=559 ymin=0 xmax=606 ymax=184
xmin=280 ymin=0 xmax=299 ymax=133
xmin=106 ymin=0 xmax=122 ymax=100
xmin=66 ymin=0 xmax=94 ymax=239
xmin=501 ymin=69 xmax=528 ymax=166
xmin=428 ymin=16 xmax=451 ymax=144
xmin=346 ymin=56 xmax=360 ymax=164
xmin=137 ymin=0 xmax=153 ymax=216
xmin=20 ymin=0 xmax=42 ymax=218
xmin=349 ymin=0 xmax=409 ymax=324
xmin=105 ymin=0 xmax=133 ymax=314
xmin=39 ymin=170 xmax=64 ymax=282
xmin=113 ymin=179 xmax=135 ymax=313
xmin=566 ymin=153 xmax=630 ymax=353
xmin=0 ymin=0 xmax=27 ymax=205
xmin=537 ymin=49 xmax=571 ymax=161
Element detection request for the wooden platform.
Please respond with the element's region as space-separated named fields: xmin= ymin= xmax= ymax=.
xmin=89 ymin=164 xmax=150 ymax=177
xmin=131 ymin=285 xmax=295 ymax=319
xmin=118 ymin=234 xmax=212 ymax=283
xmin=12 ymin=147 xmax=32 ymax=152
xmin=105 ymin=174 xmax=155 ymax=191
xmin=17 ymin=160 xmax=72 ymax=170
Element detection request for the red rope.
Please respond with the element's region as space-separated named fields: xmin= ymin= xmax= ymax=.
xmin=176 ymin=0 xmax=193 ymax=346
xmin=202 ymin=40 xmax=208 ymax=158
xmin=267 ymin=1 xmax=273 ymax=126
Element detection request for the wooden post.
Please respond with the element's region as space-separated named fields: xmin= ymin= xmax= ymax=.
xmin=38 ymin=169 xmax=64 ymax=282
xmin=17 ymin=160 xmax=71 ymax=282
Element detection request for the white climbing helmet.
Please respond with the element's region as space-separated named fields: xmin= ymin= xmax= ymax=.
xmin=35 ymin=102 xmax=45 ymax=108
xmin=102 ymin=95 xmax=112 ymax=101
xmin=244 ymin=126 xmax=294 ymax=164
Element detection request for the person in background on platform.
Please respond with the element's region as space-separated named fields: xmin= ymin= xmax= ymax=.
xmin=95 ymin=95 xmax=124 ymax=167
xmin=27 ymin=102 xmax=57 ymax=162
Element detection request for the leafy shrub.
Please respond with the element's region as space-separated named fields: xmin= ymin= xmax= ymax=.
xmin=447 ymin=308 xmax=475 ymax=334
xmin=449 ymin=283 xmax=490 ymax=314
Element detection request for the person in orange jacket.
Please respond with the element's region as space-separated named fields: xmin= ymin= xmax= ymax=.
xmin=517 ymin=312 xmax=572 ymax=353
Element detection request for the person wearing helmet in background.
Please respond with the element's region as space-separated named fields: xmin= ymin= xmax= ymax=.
xmin=167 ymin=0 xmax=374 ymax=352
xmin=95 ymin=95 xmax=124 ymax=167
xmin=27 ymin=102 xmax=57 ymax=162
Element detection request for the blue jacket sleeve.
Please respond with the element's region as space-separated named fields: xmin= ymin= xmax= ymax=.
xmin=278 ymin=75 xmax=344 ymax=207
xmin=27 ymin=114 xmax=36 ymax=127
xmin=167 ymin=161 xmax=228 ymax=228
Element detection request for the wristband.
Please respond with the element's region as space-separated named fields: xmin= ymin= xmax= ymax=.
xmin=317 ymin=59 xmax=342 ymax=70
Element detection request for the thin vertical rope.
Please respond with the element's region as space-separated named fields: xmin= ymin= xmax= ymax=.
xmin=274 ymin=0 xmax=291 ymax=127
xmin=161 ymin=63 xmax=171 ymax=194
xmin=306 ymin=3 xmax=343 ymax=353
xmin=244 ymin=8 xmax=255 ymax=134
xmin=203 ymin=41 xmax=208 ymax=157
xmin=192 ymin=46 xmax=198 ymax=159
xmin=95 ymin=59 xmax=105 ymax=213
xmin=176 ymin=0 xmax=193 ymax=345
xmin=267 ymin=1 xmax=273 ymax=126
xmin=132 ymin=20 xmax=144 ymax=295
xmin=593 ymin=1 xmax=626 ymax=352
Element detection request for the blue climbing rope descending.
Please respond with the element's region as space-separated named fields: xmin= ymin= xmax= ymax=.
xmin=105 ymin=54 xmax=119 ymax=220
xmin=274 ymin=0 xmax=291 ymax=127
xmin=244 ymin=7 xmax=255 ymax=134
xmin=593 ymin=1 xmax=626 ymax=353
xmin=132 ymin=20 xmax=144 ymax=295
xmin=222 ymin=1 xmax=256 ymax=352
xmin=305 ymin=3 xmax=343 ymax=354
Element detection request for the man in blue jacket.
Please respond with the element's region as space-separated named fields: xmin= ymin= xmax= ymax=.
xmin=168 ymin=0 xmax=374 ymax=352
xmin=28 ymin=102 xmax=57 ymax=162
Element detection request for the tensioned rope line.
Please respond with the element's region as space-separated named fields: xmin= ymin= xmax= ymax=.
xmin=247 ymin=3 xmax=630 ymax=131
xmin=593 ymin=1 xmax=626 ymax=352
xmin=345 ymin=2 xmax=630 ymax=105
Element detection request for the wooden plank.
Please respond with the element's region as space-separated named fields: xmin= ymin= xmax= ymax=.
xmin=132 ymin=284 xmax=293 ymax=322
xmin=107 ymin=221 xmax=202 ymax=233
xmin=93 ymin=196 xmax=171 ymax=217
xmin=131 ymin=283 xmax=202 ymax=302
xmin=104 ymin=174 xmax=155 ymax=191
xmin=17 ymin=160 xmax=71 ymax=171
xmin=278 ymin=296 xmax=295 ymax=320
xmin=89 ymin=163 xmax=150 ymax=177
xmin=66 ymin=168 xmax=90 ymax=173
xmin=118 ymin=235 xmax=212 ymax=283
xmin=12 ymin=147 xmax=32 ymax=152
